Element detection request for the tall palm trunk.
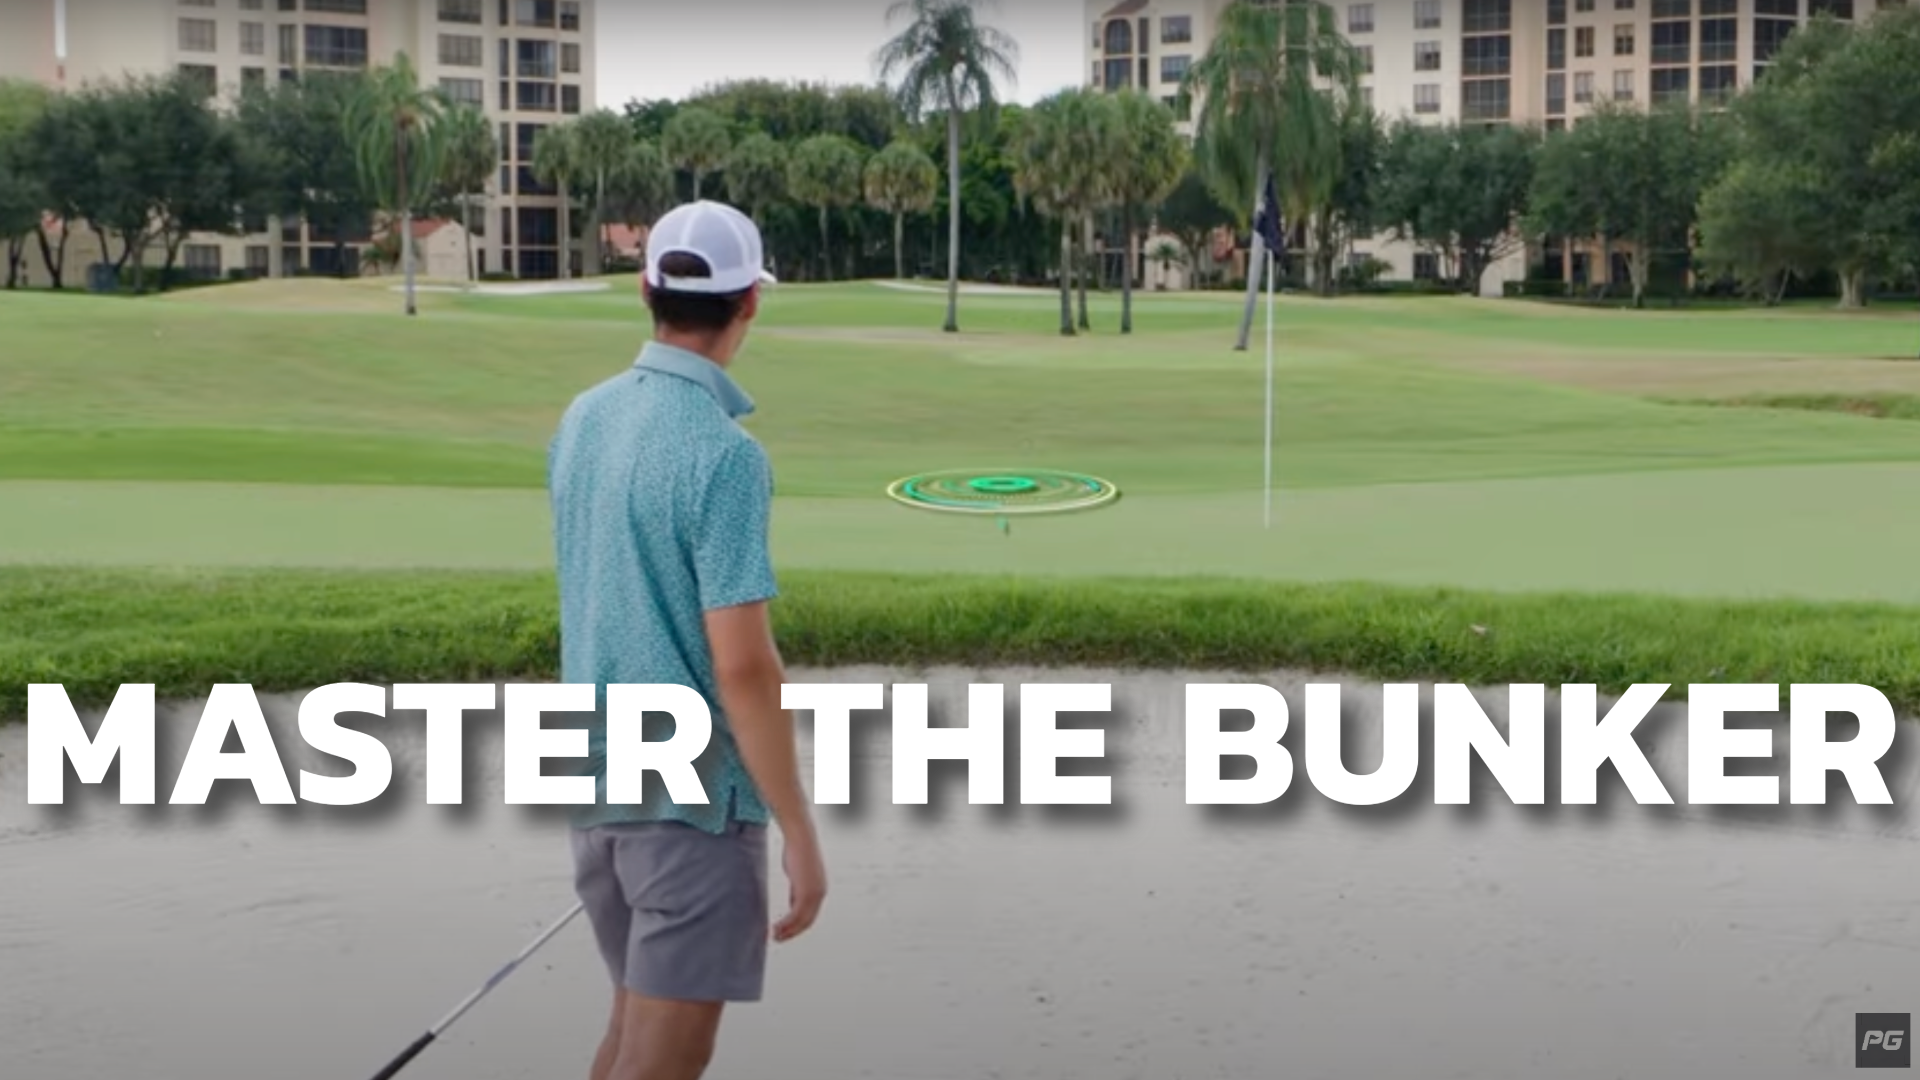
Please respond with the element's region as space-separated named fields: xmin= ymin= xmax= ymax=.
xmin=1120 ymin=206 xmax=1136 ymax=334
xmin=892 ymin=210 xmax=905 ymax=281
xmin=461 ymin=194 xmax=476 ymax=283
xmin=1076 ymin=214 xmax=1090 ymax=330
xmin=557 ymin=178 xmax=572 ymax=281
xmin=1234 ymin=150 xmax=1271 ymax=351
xmin=943 ymin=80 xmax=961 ymax=333
xmin=587 ymin=173 xmax=607 ymax=278
xmin=398 ymin=129 xmax=416 ymax=317
xmin=693 ymin=172 xmax=703 ymax=201
xmin=1058 ymin=218 xmax=1074 ymax=336
xmin=819 ymin=205 xmax=831 ymax=281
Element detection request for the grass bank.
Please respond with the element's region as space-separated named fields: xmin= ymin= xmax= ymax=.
xmin=6 ymin=566 xmax=1919 ymax=723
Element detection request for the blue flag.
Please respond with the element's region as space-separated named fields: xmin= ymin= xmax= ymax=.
xmin=1252 ymin=172 xmax=1284 ymax=255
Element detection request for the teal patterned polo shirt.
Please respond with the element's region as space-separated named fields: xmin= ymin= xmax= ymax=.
xmin=547 ymin=341 xmax=777 ymax=834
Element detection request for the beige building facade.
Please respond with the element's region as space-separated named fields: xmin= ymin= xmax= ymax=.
xmin=1087 ymin=0 xmax=1893 ymax=294
xmin=0 ymin=0 xmax=596 ymax=282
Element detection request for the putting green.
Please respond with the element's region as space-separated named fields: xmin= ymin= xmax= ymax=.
xmin=5 ymin=460 xmax=1917 ymax=601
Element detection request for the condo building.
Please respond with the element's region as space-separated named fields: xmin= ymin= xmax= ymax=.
xmin=0 ymin=0 xmax=597 ymax=280
xmin=1086 ymin=0 xmax=1895 ymax=291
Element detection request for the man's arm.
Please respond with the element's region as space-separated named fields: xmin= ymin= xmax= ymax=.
xmin=706 ymin=601 xmax=826 ymax=941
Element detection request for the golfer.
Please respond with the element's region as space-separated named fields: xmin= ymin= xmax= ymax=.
xmin=547 ymin=199 xmax=826 ymax=1080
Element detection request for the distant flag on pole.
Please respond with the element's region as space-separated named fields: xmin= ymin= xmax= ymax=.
xmin=1252 ymin=171 xmax=1284 ymax=256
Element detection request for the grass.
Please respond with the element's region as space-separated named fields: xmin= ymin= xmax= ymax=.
xmin=9 ymin=565 xmax=1920 ymax=724
xmin=7 ymin=277 xmax=1920 ymax=717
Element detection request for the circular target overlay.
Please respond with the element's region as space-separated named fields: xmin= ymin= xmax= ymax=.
xmin=886 ymin=469 xmax=1120 ymax=515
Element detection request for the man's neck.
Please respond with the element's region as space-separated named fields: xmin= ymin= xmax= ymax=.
xmin=653 ymin=332 xmax=730 ymax=368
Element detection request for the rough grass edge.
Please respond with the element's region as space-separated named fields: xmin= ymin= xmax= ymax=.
xmin=4 ymin=565 xmax=1919 ymax=722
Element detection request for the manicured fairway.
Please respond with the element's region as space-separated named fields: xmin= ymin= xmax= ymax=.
xmin=5 ymin=279 xmax=1920 ymax=601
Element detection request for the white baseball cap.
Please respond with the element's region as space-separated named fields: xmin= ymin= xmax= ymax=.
xmin=643 ymin=200 xmax=778 ymax=295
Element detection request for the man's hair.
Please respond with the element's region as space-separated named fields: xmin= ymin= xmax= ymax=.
xmin=645 ymin=251 xmax=752 ymax=333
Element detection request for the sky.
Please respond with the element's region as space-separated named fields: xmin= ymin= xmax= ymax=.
xmin=594 ymin=1 xmax=1088 ymax=109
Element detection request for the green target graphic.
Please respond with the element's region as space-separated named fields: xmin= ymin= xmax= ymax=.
xmin=886 ymin=468 xmax=1119 ymax=516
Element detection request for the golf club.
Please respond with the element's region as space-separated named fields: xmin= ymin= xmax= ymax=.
xmin=365 ymin=900 xmax=585 ymax=1080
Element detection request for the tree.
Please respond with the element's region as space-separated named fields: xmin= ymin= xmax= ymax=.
xmin=433 ymin=103 xmax=495 ymax=283
xmin=0 ymin=79 xmax=50 ymax=288
xmin=863 ymin=139 xmax=939 ymax=280
xmin=724 ymin=131 xmax=789 ymax=226
xmin=531 ymin=123 xmax=580 ymax=280
xmin=1696 ymin=158 xmax=1826 ymax=304
xmin=1156 ymin=166 xmax=1235 ymax=289
xmin=570 ymin=109 xmax=634 ymax=276
xmin=1374 ymin=120 xmax=1540 ymax=295
xmin=1105 ymin=89 xmax=1186 ymax=332
xmin=145 ymin=77 xmax=254 ymax=287
xmin=1185 ymin=0 xmax=1363 ymax=349
xmin=875 ymin=0 xmax=1020 ymax=332
xmin=603 ymin=139 xmax=674 ymax=236
xmin=1014 ymin=89 xmax=1111 ymax=336
xmin=1311 ymin=97 xmax=1384 ymax=296
xmin=1146 ymin=237 xmax=1186 ymax=290
xmin=662 ymin=105 xmax=731 ymax=201
xmin=787 ymin=133 xmax=867 ymax=280
xmin=343 ymin=53 xmax=447 ymax=314
xmin=235 ymin=70 xmax=374 ymax=280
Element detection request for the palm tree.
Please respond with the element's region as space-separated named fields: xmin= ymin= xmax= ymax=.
xmin=863 ymin=140 xmax=940 ymax=281
xmin=1147 ymin=237 xmax=1187 ymax=290
xmin=662 ymin=105 xmax=731 ymax=201
xmin=1014 ymin=89 xmax=1112 ymax=337
xmin=725 ymin=132 xmax=789 ymax=226
xmin=531 ymin=124 xmax=580 ymax=280
xmin=875 ymin=0 xmax=1019 ymax=332
xmin=604 ymin=139 xmax=675 ymax=241
xmin=1107 ymin=89 xmax=1189 ymax=333
xmin=1184 ymin=0 xmax=1362 ymax=350
xmin=342 ymin=52 xmax=447 ymax=315
xmin=570 ymin=109 xmax=633 ymax=277
xmin=787 ymin=134 xmax=867 ymax=281
xmin=434 ymin=102 xmax=496 ymax=284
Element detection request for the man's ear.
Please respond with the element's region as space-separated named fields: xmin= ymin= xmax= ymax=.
xmin=740 ymin=285 xmax=762 ymax=323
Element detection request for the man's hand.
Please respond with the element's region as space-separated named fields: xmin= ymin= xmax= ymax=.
xmin=774 ymin=827 xmax=827 ymax=942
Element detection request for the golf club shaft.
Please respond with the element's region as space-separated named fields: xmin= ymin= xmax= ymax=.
xmin=365 ymin=900 xmax=585 ymax=1080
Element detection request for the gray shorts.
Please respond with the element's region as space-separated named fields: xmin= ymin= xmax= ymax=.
xmin=570 ymin=820 xmax=770 ymax=1002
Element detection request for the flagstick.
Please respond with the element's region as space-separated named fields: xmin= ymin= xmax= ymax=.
xmin=1264 ymin=245 xmax=1275 ymax=530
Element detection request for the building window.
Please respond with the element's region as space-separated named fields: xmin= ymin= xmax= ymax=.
xmin=1699 ymin=17 xmax=1737 ymax=62
xmin=1549 ymin=0 xmax=1566 ymax=24
xmin=1548 ymin=27 xmax=1566 ymax=69
xmin=1462 ymin=35 xmax=1511 ymax=76
xmin=1576 ymin=0 xmax=1596 ymax=9
xmin=440 ymin=77 xmax=484 ymax=106
xmin=245 ymin=246 xmax=270 ymax=276
xmin=177 ymin=63 xmax=218 ymax=97
xmin=1348 ymin=3 xmax=1374 ymax=33
xmin=240 ymin=0 xmax=265 ymax=9
xmin=1616 ymin=0 xmax=1636 ymax=7
xmin=1575 ymin=26 xmax=1595 ymax=57
xmin=439 ymin=0 xmax=483 ymax=23
xmin=1414 ymin=83 xmax=1441 ymax=113
xmin=1614 ymin=23 xmax=1635 ymax=55
xmin=517 ymin=39 xmax=556 ymax=78
xmin=180 ymin=0 xmax=215 ymax=6
xmin=304 ymin=0 xmax=369 ymax=12
xmin=1754 ymin=17 xmax=1796 ymax=63
xmin=1651 ymin=66 xmax=1690 ymax=104
xmin=1651 ymin=0 xmax=1690 ymax=16
xmin=1462 ymin=78 xmax=1510 ymax=120
xmin=560 ymin=0 xmax=580 ymax=30
xmin=1462 ymin=0 xmax=1511 ymax=34
xmin=1613 ymin=68 xmax=1635 ymax=100
xmin=240 ymin=21 xmax=266 ymax=55
xmin=1104 ymin=19 xmax=1133 ymax=53
xmin=305 ymin=25 xmax=369 ymax=68
xmin=1809 ymin=0 xmax=1852 ymax=16
xmin=1160 ymin=55 xmax=1189 ymax=82
xmin=562 ymin=84 xmax=580 ymax=113
xmin=1356 ymin=44 xmax=1373 ymax=73
xmin=561 ymin=42 xmax=581 ymax=73
xmin=439 ymin=34 xmax=483 ymax=67
xmin=1651 ymin=21 xmax=1690 ymax=65
xmin=1699 ymin=64 xmax=1737 ymax=103
xmin=1358 ymin=86 xmax=1373 ymax=109
xmin=241 ymin=66 xmax=266 ymax=91
xmin=278 ymin=23 xmax=297 ymax=62
xmin=1755 ymin=0 xmax=1798 ymax=12
xmin=184 ymin=245 xmax=222 ymax=279
xmin=1161 ymin=15 xmax=1191 ymax=44
xmin=179 ymin=17 xmax=217 ymax=52
xmin=1547 ymin=72 xmax=1566 ymax=114
xmin=1413 ymin=252 xmax=1439 ymax=280
xmin=515 ymin=0 xmax=557 ymax=27
xmin=1414 ymin=0 xmax=1442 ymax=28
xmin=516 ymin=80 xmax=557 ymax=111
xmin=1414 ymin=40 xmax=1441 ymax=71
xmin=1700 ymin=0 xmax=1736 ymax=11
xmin=1103 ymin=58 xmax=1129 ymax=88
xmin=1573 ymin=71 xmax=1595 ymax=103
